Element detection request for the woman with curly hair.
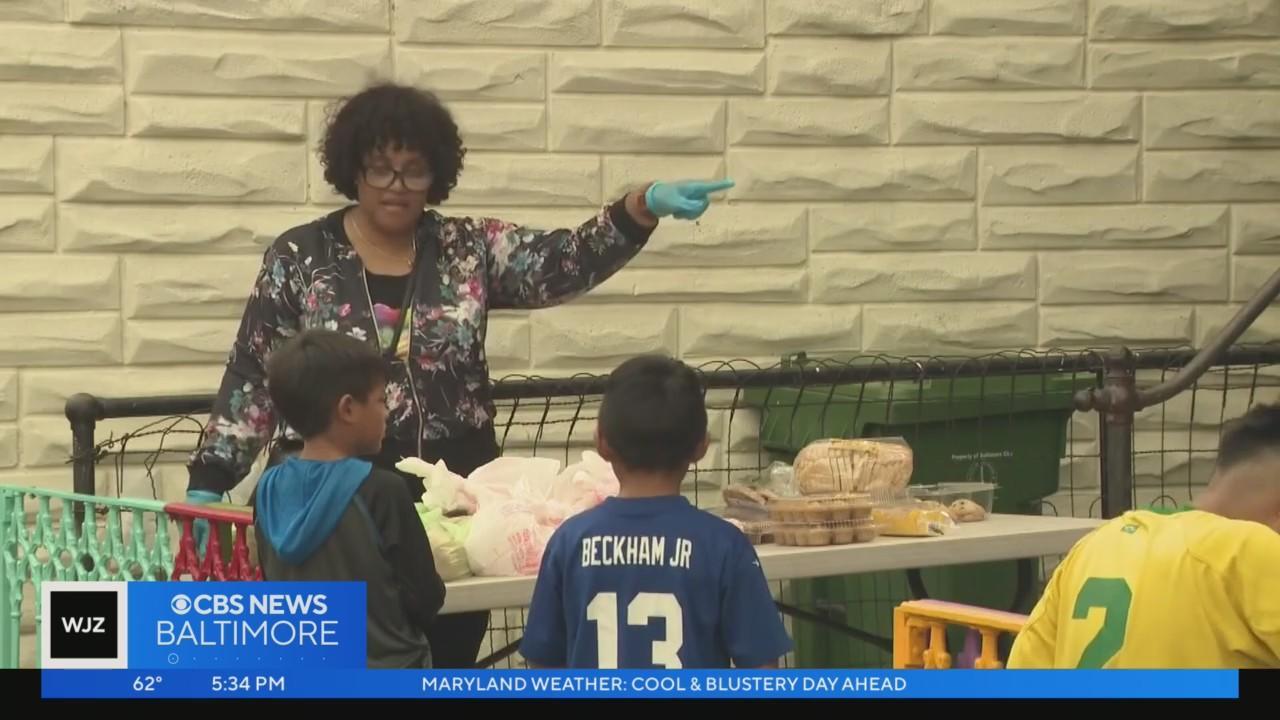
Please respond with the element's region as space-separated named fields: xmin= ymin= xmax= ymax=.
xmin=184 ymin=82 xmax=732 ymax=668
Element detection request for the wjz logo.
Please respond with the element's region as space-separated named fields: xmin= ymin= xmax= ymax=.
xmin=59 ymin=615 xmax=108 ymax=634
xmin=41 ymin=582 xmax=128 ymax=669
xmin=50 ymin=590 xmax=115 ymax=658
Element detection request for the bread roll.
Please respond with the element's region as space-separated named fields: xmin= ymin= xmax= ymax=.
xmin=793 ymin=439 xmax=913 ymax=496
xmin=949 ymin=498 xmax=987 ymax=522
xmin=723 ymin=484 xmax=767 ymax=507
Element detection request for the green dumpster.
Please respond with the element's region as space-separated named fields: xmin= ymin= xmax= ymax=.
xmin=744 ymin=372 xmax=1090 ymax=668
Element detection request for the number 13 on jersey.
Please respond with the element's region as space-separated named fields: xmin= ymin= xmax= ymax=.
xmin=587 ymin=592 xmax=684 ymax=669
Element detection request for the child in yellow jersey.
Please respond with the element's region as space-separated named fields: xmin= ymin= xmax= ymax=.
xmin=1009 ymin=403 xmax=1280 ymax=669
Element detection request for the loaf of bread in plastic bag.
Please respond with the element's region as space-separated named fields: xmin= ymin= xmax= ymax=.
xmin=792 ymin=438 xmax=913 ymax=496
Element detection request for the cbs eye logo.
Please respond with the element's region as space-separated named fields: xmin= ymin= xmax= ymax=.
xmin=41 ymin=582 xmax=129 ymax=669
xmin=170 ymin=594 xmax=193 ymax=615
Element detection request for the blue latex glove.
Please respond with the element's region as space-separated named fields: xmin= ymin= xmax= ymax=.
xmin=644 ymin=179 xmax=735 ymax=220
xmin=186 ymin=490 xmax=222 ymax=561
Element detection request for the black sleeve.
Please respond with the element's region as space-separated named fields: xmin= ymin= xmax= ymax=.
xmin=187 ymin=230 xmax=309 ymax=495
xmin=362 ymin=470 xmax=447 ymax=634
xmin=607 ymin=196 xmax=656 ymax=245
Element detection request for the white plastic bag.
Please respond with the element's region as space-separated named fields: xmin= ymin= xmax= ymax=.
xmin=464 ymin=499 xmax=555 ymax=577
xmin=461 ymin=453 xmax=619 ymax=577
xmin=462 ymin=456 xmax=563 ymax=577
xmin=462 ymin=456 xmax=561 ymax=508
xmin=397 ymin=457 xmax=475 ymax=515
xmin=555 ymin=451 xmax=621 ymax=515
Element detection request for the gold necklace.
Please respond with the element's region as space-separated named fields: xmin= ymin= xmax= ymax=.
xmin=350 ymin=212 xmax=414 ymax=271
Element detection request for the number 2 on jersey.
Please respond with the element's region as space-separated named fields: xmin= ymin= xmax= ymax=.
xmin=1072 ymin=577 xmax=1132 ymax=669
xmin=586 ymin=592 xmax=683 ymax=669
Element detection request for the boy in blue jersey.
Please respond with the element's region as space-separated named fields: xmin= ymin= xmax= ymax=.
xmin=520 ymin=355 xmax=793 ymax=669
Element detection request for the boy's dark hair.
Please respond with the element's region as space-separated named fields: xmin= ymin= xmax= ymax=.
xmin=599 ymin=355 xmax=707 ymax=473
xmin=266 ymin=329 xmax=386 ymax=438
xmin=1217 ymin=403 xmax=1280 ymax=471
xmin=320 ymin=82 xmax=465 ymax=205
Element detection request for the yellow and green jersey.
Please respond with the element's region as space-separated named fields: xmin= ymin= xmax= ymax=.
xmin=1009 ymin=510 xmax=1280 ymax=669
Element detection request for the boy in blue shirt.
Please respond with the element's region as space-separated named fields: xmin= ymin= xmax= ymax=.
xmin=520 ymin=355 xmax=792 ymax=668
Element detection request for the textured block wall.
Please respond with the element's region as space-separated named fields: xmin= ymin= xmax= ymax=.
xmin=1 ymin=0 xmax=1279 ymax=497
xmin=7 ymin=0 xmax=1280 ymax=669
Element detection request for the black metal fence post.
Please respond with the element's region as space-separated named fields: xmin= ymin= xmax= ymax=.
xmin=65 ymin=393 xmax=102 ymax=498
xmin=1075 ymin=348 xmax=1140 ymax=519
xmin=1097 ymin=349 xmax=1137 ymax=519
xmin=65 ymin=393 xmax=103 ymax=526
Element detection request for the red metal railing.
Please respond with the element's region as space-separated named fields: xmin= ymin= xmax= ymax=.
xmin=165 ymin=502 xmax=262 ymax=581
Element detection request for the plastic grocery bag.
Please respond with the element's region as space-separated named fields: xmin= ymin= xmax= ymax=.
xmin=462 ymin=453 xmax=619 ymax=576
xmin=464 ymin=499 xmax=555 ymax=577
xmin=462 ymin=456 xmax=561 ymax=507
xmin=418 ymin=506 xmax=472 ymax=582
xmin=397 ymin=456 xmax=475 ymax=515
xmin=462 ymin=456 xmax=562 ymax=577
xmin=554 ymin=451 xmax=620 ymax=515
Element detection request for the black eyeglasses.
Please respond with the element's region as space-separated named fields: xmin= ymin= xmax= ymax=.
xmin=362 ymin=165 xmax=432 ymax=192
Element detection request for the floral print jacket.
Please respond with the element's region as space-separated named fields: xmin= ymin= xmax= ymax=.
xmin=188 ymin=200 xmax=653 ymax=494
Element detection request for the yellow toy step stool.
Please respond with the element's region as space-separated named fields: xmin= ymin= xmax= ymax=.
xmin=893 ymin=600 xmax=1028 ymax=669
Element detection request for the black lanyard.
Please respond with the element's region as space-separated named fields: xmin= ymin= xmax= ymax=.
xmin=384 ymin=230 xmax=429 ymax=363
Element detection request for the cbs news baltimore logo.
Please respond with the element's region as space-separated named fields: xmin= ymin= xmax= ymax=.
xmin=41 ymin=581 xmax=129 ymax=669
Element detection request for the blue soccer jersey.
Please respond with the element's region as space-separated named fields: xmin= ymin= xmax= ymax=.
xmin=520 ymin=495 xmax=793 ymax=669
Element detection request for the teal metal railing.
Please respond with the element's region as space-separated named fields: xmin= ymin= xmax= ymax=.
xmin=0 ymin=486 xmax=173 ymax=669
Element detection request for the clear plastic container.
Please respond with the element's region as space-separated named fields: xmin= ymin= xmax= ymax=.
xmin=766 ymin=461 xmax=797 ymax=497
xmin=721 ymin=503 xmax=769 ymax=523
xmin=739 ymin=519 xmax=774 ymax=546
xmin=713 ymin=510 xmax=774 ymax=545
xmin=909 ymin=482 xmax=996 ymax=519
xmin=867 ymin=485 xmax=913 ymax=506
xmin=768 ymin=492 xmax=873 ymax=523
xmin=774 ymin=518 xmax=878 ymax=546
xmin=722 ymin=483 xmax=775 ymax=521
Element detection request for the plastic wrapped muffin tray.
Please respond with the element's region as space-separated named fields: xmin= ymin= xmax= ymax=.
xmin=738 ymin=519 xmax=774 ymax=546
xmin=767 ymin=492 xmax=873 ymax=522
xmin=773 ymin=518 xmax=878 ymax=546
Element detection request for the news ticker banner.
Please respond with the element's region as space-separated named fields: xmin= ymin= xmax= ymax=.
xmin=40 ymin=669 xmax=1239 ymax=700
xmin=36 ymin=581 xmax=1240 ymax=700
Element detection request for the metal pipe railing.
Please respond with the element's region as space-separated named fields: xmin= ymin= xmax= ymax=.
xmin=1074 ymin=267 xmax=1280 ymax=516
